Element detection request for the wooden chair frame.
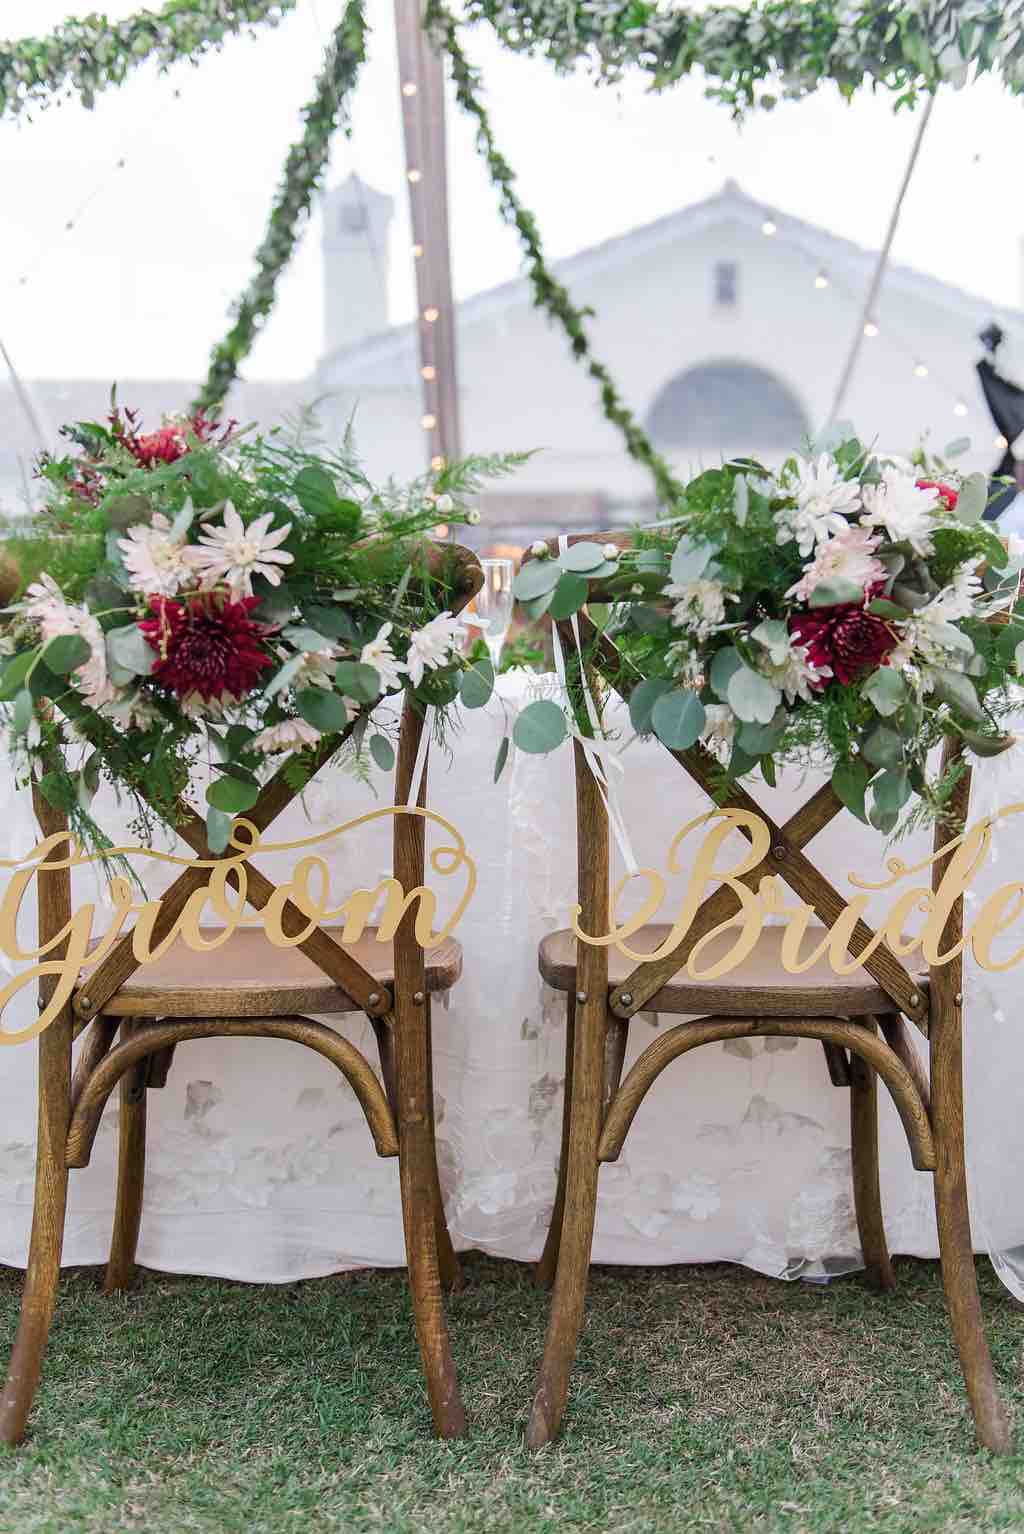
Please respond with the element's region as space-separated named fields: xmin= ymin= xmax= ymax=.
xmin=527 ymin=531 xmax=1011 ymax=1455
xmin=0 ymin=548 xmax=482 ymax=1447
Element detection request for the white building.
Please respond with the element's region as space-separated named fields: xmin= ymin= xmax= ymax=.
xmin=3 ymin=176 xmax=1021 ymax=548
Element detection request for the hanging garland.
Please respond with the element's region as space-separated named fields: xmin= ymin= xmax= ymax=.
xmin=194 ymin=0 xmax=367 ymax=411
xmin=431 ymin=5 xmax=685 ymax=509
xmin=0 ymin=1 xmax=297 ymax=121
xmin=461 ymin=1 xmax=1024 ymax=115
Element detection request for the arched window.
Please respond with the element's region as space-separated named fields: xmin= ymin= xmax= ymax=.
xmin=646 ymin=359 xmax=810 ymax=452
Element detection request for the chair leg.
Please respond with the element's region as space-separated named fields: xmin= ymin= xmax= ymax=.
xmin=425 ymin=1000 xmax=461 ymax=1293
xmin=527 ymin=990 xmax=604 ymax=1450
xmin=848 ymin=1024 xmax=895 ymax=1293
xmin=536 ymin=992 xmax=575 ymax=1288
xmin=104 ymin=1023 xmax=148 ymax=1295
xmin=0 ymin=1013 xmax=72 ymax=1447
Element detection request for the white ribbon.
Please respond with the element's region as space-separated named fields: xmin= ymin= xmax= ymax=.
xmin=552 ymin=536 xmax=638 ymax=875
xmin=404 ymin=703 xmax=433 ymax=809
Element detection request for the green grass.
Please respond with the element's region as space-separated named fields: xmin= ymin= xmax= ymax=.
xmin=1 ymin=1254 xmax=1023 ymax=1532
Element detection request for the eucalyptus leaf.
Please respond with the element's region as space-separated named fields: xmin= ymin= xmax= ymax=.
xmin=493 ymin=735 xmax=510 ymax=783
xmin=944 ymin=436 xmax=971 ymax=459
xmin=459 ymin=658 xmax=494 ymax=709
xmin=282 ymin=625 xmax=334 ymax=653
xmin=831 ymin=759 xmax=871 ymax=823
xmin=369 ymin=733 xmax=396 ymax=772
xmin=930 ymin=667 xmax=984 ymax=722
xmin=557 ymin=540 xmax=608 ymax=574
xmin=960 ymin=729 xmax=1015 ymax=759
xmin=709 ymin=646 xmax=743 ymax=701
xmin=870 ymin=768 xmax=911 ymax=827
xmin=296 ymin=688 xmax=347 ymax=733
xmin=862 ymin=726 xmax=904 ymax=769
xmin=0 ymin=650 xmax=39 ymax=702
xmin=303 ymin=604 xmax=359 ymax=642
xmin=513 ymin=559 xmax=561 ymax=601
xmin=955 ymin=472 xmax=988 ymax=524
xmin=206 ymin=806 xmax=233 ymax=857
xmin=727 ymin=666 xmax=781 ymax=725
xmin=862 ymin=667 xmax=907 ymax=717
xmin=808 ymin=577 xmax=864 ymax=608
xmin=512 ymin=700 xmax=567 ymax=754
xmin=750 ymin=619 xmax=790 ymax=664
xmin=106 ymin=624 xmax=155 ymax=678
xmin=669 ymin=537 xmax=713 ymax=585
xmin=11 ymin=688 xmax=33 ymax=737
xmin=206 ymin=776 xmax=260 ymax=814
xmin=548 ymin=571 xmax=589 ymax=621
xmin=651 ymin=689 xmax=705 ymax=751
xmin=519 ymin=589 xmax=556 ymax=622
xmin=629 ymin=677 xmax=673 ymax=735
xmin=334 ymin=661 xmax=381 ymax=703
xmin=264 ymin=653 xmax=304 ymax=700
xmin=737 ymin=713 xmax=786 ymax=755
xmin=43 ymin=633 xmax=91 ymax=675
xmin=866 ymin=597 xmax=908 ymax=619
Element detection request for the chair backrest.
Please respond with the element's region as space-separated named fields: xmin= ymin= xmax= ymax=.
xmin=542 ymin=530 xmax=975 ymax=1035
xmin=27 ymin=542 xmax=482 ymax=1044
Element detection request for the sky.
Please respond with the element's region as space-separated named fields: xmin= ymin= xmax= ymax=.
xmin=1 ymin=0 xmax=1023 ymax=384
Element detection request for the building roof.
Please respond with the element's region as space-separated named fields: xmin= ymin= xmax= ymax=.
xmin=319 ymin=177 xmax=1024 ymax=377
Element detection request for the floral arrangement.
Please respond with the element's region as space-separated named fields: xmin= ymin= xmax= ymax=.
xmin=512 ymin=434 xmax=1024 ymax=834
xmin=0 ymin=401 xmax=519 ymax=852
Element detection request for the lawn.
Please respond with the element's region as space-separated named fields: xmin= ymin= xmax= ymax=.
xmin=1 ymin=1254 xmax=1023 ymax=1532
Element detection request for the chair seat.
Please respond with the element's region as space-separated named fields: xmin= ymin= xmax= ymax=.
xmin=538 ymin=923 xmax=923 ymax=1018
xmin=91 ymin=927 xmax=462 ymax=1018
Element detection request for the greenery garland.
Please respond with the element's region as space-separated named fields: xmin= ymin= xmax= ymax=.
xmin=430 ymin=6 xmax=685 ymax=510
xmin=461 ymin=0 xmax=1024 ymax=116
xmin=194 ymin=0 xmax=367 ymax=411
xmin=0 ymin=1 xmax=297 ymax=120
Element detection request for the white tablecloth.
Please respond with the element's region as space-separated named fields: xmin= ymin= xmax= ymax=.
xmin=2 ymin=675 xmax=1023 ymax=1292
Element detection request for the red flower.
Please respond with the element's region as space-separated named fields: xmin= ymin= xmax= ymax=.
xmin=139 ymin=592 xmax=273 ymax=702
xmin=112 ymin=407 xmax=236 ymax=470
xmin=790 ymin=603 xmax=898 ymax=687
xmin=915 ymin=477 xmax=958 ymax=511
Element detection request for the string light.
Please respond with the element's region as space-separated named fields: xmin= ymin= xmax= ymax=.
xmin=995 ymin=434 xmax=1008 ymax=449
xmin=863 ymin=320 xmax=879 ymax=338
xmin=402 ymin=81 xmax=418 ymax=96
xmin=411 ymin=242 xmax=424 ymax=258
xmin=761 ymin=217 xmax=777 ymax=236
xmin=814 ymin=270 xmax=829 ymax=289
xmin=421 ymin=364 xmax=436 ymax=380
xmin=434 ymin=523 xmax=449 ymax=538
xmin=913 ymin=361 xmax=929 ymax=378
xmin=954 ymin=399 xmax=969 ymax=417
xmin=422 ymin=412 xmax=437 ymax=430
xmin=407 ymin=168 xmax=422 ymax=184
xmin=423 ymin=306 xmax=439 ymax=323
xmin=431 ymin=455 xmax=446 ymax=471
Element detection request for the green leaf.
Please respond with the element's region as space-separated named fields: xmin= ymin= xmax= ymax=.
xmin=709 ymin=646 xmax=743 ymax=701
xmin=651 ymin=689 xmax=705 ymax=751
xmin=808 ymin=577 xmax=864 ymax=608
xmin=929 ymin=667 xmax=984 ymax=722
xmin=264 ymin=653 xmax=304 ymax=700
xmin=295 ymin=466 xmax=342 ymax=519
xmin=944 ymin=436 xmax=970 ymax=459
xmin=955 ymin=472 xmax=988 ymax=525
xmin=727 ymin=667 xmax=781 ymax=724
xmin=206 ymin=776 xmax=260 ymax=814
xmin=750 ymin=619 xmax=790 ymax=664
xmin=512 ymin=699 xmax=567 ymax=754
xmin=11 ymin=688 xmax=33 ymax=736
xmin=670 ymin=537 xmax=713 ymax=584
xmin=628 ymin=677 xmax=673 ymax=735
xmin=459 ymin=658 xmax=494 ymax=710
xmin=519 ymin=589 xmax=556 ymax=621
xmin=960 ymin=729 xmax=1015 ymax=759
xmin=862 ymin=726 xmax=904 ymax=769
xmin=106 ymin=624 xmax=155 ymax=679
xmin=334 ymin=661 xmax=381 ymax=703
xmin=0 ymin=649 xmax=39 ymax=702
xmin=862 ymin=667 xmax=907 ymax=717
xmin=42 ymin=633 xmax=91 ymax=675
xmin=557 ymin=540 xmax=607 ymax=573
xmin=493 ymin=735 xmax=510 ymax=782
xmin=737 ymin=712 xmax=786 ymax=755
xmin=832 ymin=759 xmax=871 ymax=823
xmin=870 ymin=768 xmax=911 ymax=831
xmin=513 ymin=559 xmax=561 ymax=601
xmin=296 ymin=688 xmax=347 ymax=732
xmin=281 ymin=625 xmax=334 ymax=653
xmin=104 ymin=492 xmax=152 ymax=530
xmin=369 ymin=733 xmax=395 ymax=772
xmin=760 ymin=754 xmax=777 ymax=788
xmin=206 ymin=806 xmax=233 ymax=856
xmin=548 ymin=572 xmax=589 ymax=620
xmin=866 ymin=597 xmax=908 ymax=619
xmin=303 ymin=604 xmax=360 ymax=643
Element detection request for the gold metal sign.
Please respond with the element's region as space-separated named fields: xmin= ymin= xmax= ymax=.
xmin=0 ymin=807 xmax=476 ymax=1046
xmin=573 ymin=806 xmax=1024 ymax=977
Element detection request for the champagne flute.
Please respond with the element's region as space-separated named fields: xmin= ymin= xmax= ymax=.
xmin=475 ymin=557 xmax=515 ymax=672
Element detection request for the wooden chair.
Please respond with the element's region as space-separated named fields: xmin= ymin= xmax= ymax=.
xmin=526 ymin=531 xmax=1011 ymax=1455
xmin=0 ymin=547 xmax=482 ymax=1447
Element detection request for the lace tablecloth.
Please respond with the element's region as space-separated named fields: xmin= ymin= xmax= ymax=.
xmin=2 ymin=674 xmax=1023 ymax=1292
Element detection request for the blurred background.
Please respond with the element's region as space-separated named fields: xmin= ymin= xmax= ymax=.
xmin=3 ymin=0 xmax=1024 ymax=553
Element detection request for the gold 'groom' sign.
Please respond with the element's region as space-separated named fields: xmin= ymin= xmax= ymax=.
xmin=573 ymin=805 xmax=1024 ymax=978
xmin=0 ymin=807 xmax=476 ymax=1046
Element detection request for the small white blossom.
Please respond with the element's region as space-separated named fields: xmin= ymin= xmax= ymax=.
xmin=777 ymin=455 xmax=861 ymax=556
xmin=602 ymin=543 xmax=619 ymax=561
xmin=529 ymin=540 xmax=548 ymax=557
xmin=466 ymin=509 xmax=481 ymax=525
xmin=860 ymin=470 xmax=939 ymax=556
xmin=253 ymin=717 xmax=322 ymax=754
xmin=360 ymin=622 xmax=406 ymax=693
xmin=764 ymin=640 xmax=831 ymax=704
xmin=117 ymin=511 xmax=192 ymax=597
xmin=434 ymin=493 xmax=454 ymax=513
xmin=787 ymin=526 xmax=885 ymax=601
xmin=189 ymin=502 xmax=294 ymax=597
xmin=666 ymin=578 xmax=735 ymax=640
xmin=23 ymin=574 xmax=116 ymax=709
xmin=701 ymin=702 xmax=736 ymax=762
xmin=405 ymin=610 xmax=466 ymax=687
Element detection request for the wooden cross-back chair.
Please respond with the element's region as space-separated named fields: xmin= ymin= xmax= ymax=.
xmin=0 ymin=546 xmax=482 ymax=1448
xmin=526 ymin=530 xmax=1011 ymax=1454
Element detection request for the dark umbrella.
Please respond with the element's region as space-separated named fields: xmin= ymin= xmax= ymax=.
xmin=976 ymin=324 xmax=1024 ymax=521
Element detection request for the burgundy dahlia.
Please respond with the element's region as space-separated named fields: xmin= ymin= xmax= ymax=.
xmin=139 ymin=593 xmax=272 ymax=702
xmin=789 ymin=603 xmax=897 ymax=687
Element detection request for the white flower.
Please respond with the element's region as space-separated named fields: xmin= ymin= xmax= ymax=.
xmin=189 ymin=502 xmax=294 ymax=597
xmin=435 ymin=494 xmax=454 ymax=514
xmin=360 ymin=622 xmax=406 ymax=693
xmin=405 ymin=610 xmax=466 ymax=687
xmin=922 ymin=561 xmax=984 ymax=625
xmin=860 ymin=470 xmax=938 ymax=556
xmin=291 ymin=646 xmax=337 ymax=689
xmin=529 ymin=540 xmax=548 ymax=557
xmin=701 ymin=702 xmax=736 ymax=762
xmin=777 ymin=455 xmax=861 ymax=555
xmin=179 ymin=691 xmax=238 ymax=720
xmin=117 ymin=511 xmax=192 ymax=596
xmin=899 ymin=562 xmax=986 ymax=669
xmin=666 ymin=578 xmax=735 ymax=641
xmin=23 ymin=575 xmax=116 ymax=709
xmin=253 ymin=717 xmax=323 ymax=754
xmin=466 ymin=509 xmax=481 ymax=525
xmin=764 ymin=640 xmax=831 ymax=704
xmin=602 ymin=543 xmax=619 ymax=561
xmin=787 ymin=526 xmax=885 ymax=601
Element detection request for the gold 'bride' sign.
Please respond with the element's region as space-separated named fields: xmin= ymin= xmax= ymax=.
xmin=573 ymin=805 xmax=1024 ymax=978
xmin=0 ymin=807 xmax=476 ymax=1046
